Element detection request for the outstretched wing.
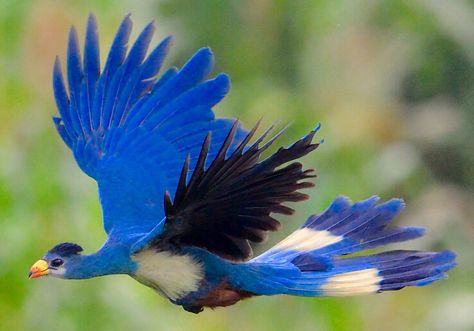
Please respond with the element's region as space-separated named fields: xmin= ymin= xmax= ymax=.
xmin=52 ymin=15 xmax=248 ymax=240
xmin=154 ymin=122 xmax=321 ymax=261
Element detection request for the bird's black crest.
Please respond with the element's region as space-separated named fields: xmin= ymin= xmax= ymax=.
xmin=49 ymin=242 xmax=83 ymax=256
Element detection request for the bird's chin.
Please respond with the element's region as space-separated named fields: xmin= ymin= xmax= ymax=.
xmin=48 ymin=270 xmax=67 ymax=279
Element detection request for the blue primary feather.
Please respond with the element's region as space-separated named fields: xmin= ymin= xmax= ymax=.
xmin=153 ymin=67 xmax=178 ymax=90
xmin=110 ymin=21 xmax=155 ymax=127
xmin=124 ymin=47 xmax=215 ymax=129
xmin=53 ymin=59 xmax=73 ymax=141
xmin=52 ymin=116 xmax=73 ymax=148
xmin=66 ymin=27 xmax=84 ymax=138
xmin=52 ymin=14 xmax=248 ymax=239
xmin=83 ymin=14 xmax=100 ymax=134
xmin=92 ymin=15 xmax=132 ymax=130
xmin=142 ymin=73 xmax=229 ymax=131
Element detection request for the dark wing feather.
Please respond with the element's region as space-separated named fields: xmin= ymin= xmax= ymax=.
xmin=162 ymin=122 xmax=321 ymax=261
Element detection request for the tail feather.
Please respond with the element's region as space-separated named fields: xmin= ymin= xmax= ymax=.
xmin=318 ymin=250 xmax=455 ymax=296
xmin=255 ymin=196 xmax=424 ymax=262
xmin=241 ymin=197 xmax=456 ymax=297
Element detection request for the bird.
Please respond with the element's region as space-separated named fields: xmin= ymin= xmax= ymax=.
xmin=29 ymin=14 xmax=456 ymax=314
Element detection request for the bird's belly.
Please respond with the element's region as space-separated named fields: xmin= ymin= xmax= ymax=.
xmin=194 ymin=280 xmax=255 ymax=308
xmin=132 ymin=249 xmax=204 ymax=301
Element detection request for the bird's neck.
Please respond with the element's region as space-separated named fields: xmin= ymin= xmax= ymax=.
xmin=66 ymin=245 xmax=133 ymax=279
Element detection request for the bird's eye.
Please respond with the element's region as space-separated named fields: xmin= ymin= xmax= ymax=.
xmin=50 ymin=258 xmax=64 ymax=268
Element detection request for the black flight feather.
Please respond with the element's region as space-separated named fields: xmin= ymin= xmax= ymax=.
xmin=162 ymin=121 xmax=321 ymax=261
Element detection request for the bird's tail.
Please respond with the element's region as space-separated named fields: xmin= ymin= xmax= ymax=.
xmin=236 ymin=196 xmax=456 ymax=297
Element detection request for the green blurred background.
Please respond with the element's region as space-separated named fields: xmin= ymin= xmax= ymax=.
xmin=0 ymin=0 xmax=473 ymax=330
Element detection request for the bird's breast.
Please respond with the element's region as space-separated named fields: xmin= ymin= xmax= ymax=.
xmin=132 ymin=249 xmax=204 ymax=301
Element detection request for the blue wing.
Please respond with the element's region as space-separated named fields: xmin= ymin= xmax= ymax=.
xmin=52 ymin=14 xmax=248 ymax=240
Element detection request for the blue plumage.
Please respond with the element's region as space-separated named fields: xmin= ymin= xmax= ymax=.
xmin=52 ymin=14 xmax=248 ymax=236
xmin=28 ymin=14 xmax=456 ymax=314
xmin=304 ymin=196 xmax=425 ymax=256
xmin=241 ymin=197 xmax=455 ymax=299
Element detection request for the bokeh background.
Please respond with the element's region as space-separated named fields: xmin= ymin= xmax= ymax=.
xmin=1 ymin=1 xmax=473 ymax=330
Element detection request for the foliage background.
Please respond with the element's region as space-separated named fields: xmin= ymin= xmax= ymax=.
xmin=0 ymin=1 xmax=473 ymax=330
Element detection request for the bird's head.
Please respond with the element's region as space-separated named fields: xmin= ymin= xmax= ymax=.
xmin=29 ymin=242 xmax=83 ymax=279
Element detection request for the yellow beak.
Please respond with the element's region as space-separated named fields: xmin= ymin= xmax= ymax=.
xmin=29 ymin=259 xmax=49 ymax=279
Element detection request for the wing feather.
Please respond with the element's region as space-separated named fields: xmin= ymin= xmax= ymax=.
xmin=52 ymin=15 xmax=248 ymax=239
xmin=159 ymin=123 xmax=321 ymax=261
xmin=83 ymin=14 xmax=100 ymax=134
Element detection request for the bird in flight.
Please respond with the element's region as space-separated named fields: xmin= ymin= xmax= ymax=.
xmin=29 ymin=14 xmax=456 ymax=313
